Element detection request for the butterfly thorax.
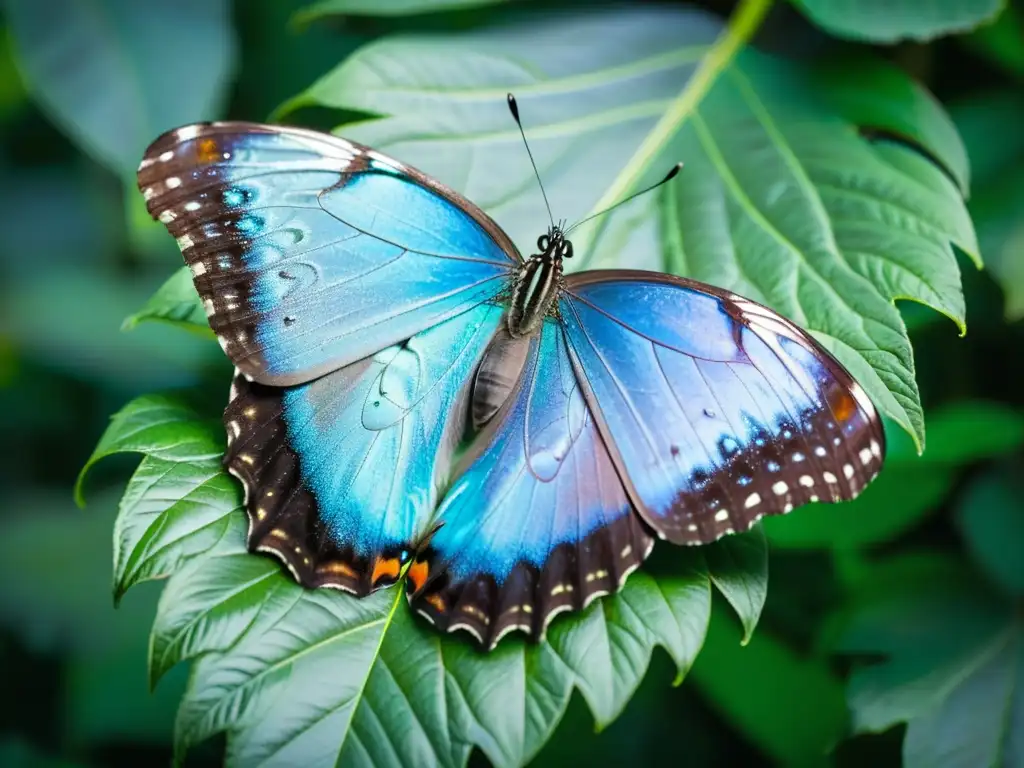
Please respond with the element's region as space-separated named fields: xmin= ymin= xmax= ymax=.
xmin=508 ymin=227 xmax=573 ymax=338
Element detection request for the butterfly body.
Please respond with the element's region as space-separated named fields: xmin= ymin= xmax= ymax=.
xmin=139 ymin=120 xmax=886 ymax=649
xmin=507 ymin=228 xmax=571 ymax=338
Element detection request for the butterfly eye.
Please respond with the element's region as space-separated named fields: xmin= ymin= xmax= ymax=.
xmin=537 ymin=235 xmax=549 ymax=251
xmin=562 ymin=241 xmax=573 ymax=259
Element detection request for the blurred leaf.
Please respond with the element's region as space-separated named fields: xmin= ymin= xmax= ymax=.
xmin=298 ymin=0 xmax=508 ymax=21
xmin=765 ymin=464 xmax=951 ymax=550
xmin=122 ymin=266 xmax=214 ymax=338
xmin=0 ymin=31 xmax=28 ymax=119
xmin=233 ymin=0 xmax=365 ymax=123
xmin=837 ymin=558 xmax=1022 ymax=768
xmin=0 ymin=164 xmax=121 ymax=275
xmin=284 ymin=4 xmax=979 ymax=450
xmin=961 ymin=2 xmax=1024 ymax=76
xmin=955 ymin=466 xmax=1024 ymax=595
xmin=766 ymin=402 xmax=1024 ymax=550
xmin=0 ymin=738 xmax=86 ymax=768
xmin=3 ymin=0 xmax=236 ymax=178
xmin=790 ymin=0 xmax=1004 ymax=43
xmin=0 ymin=489 xmax=185 ymax=746
xmin=0 ymin=268 xmax=221 ymax=391
xmin=79 ymin=391 xmax=773 ymax=766
xmin=951 ymin=90 xmax=1024 ymax=319
xmin=691 ymin=608 xmax=848 ymax=766
xmin=949 ymin=90 xmax=1024 ymax=188
xmin=908 ymin=401 xmax=1024 ymax=464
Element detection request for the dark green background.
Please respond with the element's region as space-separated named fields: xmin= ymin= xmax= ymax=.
xmin=1 ymin=0 xmax=1022 ymax=766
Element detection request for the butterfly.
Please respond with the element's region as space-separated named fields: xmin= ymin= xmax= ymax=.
xmin=137 ymin=100 xmax=885 ymax=649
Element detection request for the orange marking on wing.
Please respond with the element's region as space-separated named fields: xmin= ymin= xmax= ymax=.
xmin=831 ymin=390 xmax=857 ymax=423
xmin=318 ymin=560 xmax=357 ymax=579
xmin=425 ymin=593 xmax=446 ymax=613
xmin=371 ymin=557 xmax=401 ymax=585
xmin=196 ymin=137 xmax=220 ymax=164
xmin=407 ymin=560 xmax=429 ymax=593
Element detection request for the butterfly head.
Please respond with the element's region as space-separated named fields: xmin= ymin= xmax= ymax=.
xmin=536 ymin=224 xmax=573 ymax=264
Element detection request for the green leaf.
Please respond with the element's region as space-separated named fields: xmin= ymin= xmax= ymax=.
xmin=766 ymin=402 xmax=1024 ymax=550
xmin=279 ymin=4 xmax=977 ymax=450
xmin=82 ymin=385 xmax=769 ymax=765
xmin=790 ymin=0 xmax=1005 ymax=43
xmin=3 ymin=0 xmax=236 ymax=178
xmin=690 ymin=608 xmax=848 ymax=765
xmin=703 ymin=528 xmax=768 ymax=644
xmin=77 ymin=393 xmax=223 ymax=505
xmin=836 ymin=556 xmax=1023 ymax=768
xmin=961 ymin=2 xmax=1024 ymax=77
xmin=814 ymin=57 xmax=970 ymax=194
xmin=297 ymin=0 xmax=507 ymax=22
xmin=955 ymin=465 xmax=1024 ymax=595
xmin=122 ymin=266 xmax=215 ymax=338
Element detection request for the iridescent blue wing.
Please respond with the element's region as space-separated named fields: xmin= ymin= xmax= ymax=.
xmin=407 ymin=320 xmax=654 ymax=648
xmin=560 ymin=270 xmax=886 ymax=544
xmin=224 ymin=303 xmax=504 ymax=593
xmin=138 ymin=122 xmax=519 ymax=387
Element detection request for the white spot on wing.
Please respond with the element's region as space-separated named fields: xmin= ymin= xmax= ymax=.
xmin=744 ymin=493 xmax=761 ymax=509
xmin=823 ymin=471 xmax=837 ymax=484
xmin=166 ymin=176 xmax=182 ymax=189
xmin=159 ymin=150 xmax=174 ymax=162
xmin=714 ymin=509 xmax=729 ymax=523
xmin=772 ymin=481 xmax=788 ymax=495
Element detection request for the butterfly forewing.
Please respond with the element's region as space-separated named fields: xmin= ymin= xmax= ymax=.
xmin=560 ymin=270 xmax=885 ymax=544
xmin=138 ymin=122 xmax=518 ymax=387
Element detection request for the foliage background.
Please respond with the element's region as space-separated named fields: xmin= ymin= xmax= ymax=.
xmin=0 ymin=0 xmax=1022 ymax=766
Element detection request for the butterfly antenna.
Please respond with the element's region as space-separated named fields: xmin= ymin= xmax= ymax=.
xmin=507 ymin=93 xmax=555 ymax=230
xmin=565 ymin=162 xmax=683 ymax=235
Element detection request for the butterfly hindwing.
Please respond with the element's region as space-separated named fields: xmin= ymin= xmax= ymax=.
xmin=408 ymin=320 xmax=654 ymax=648
xmin=224 ymin=303 xmax=504 ymax=594
xmin=560 ymin=270 xmax=885 ymax=544
xmin=139 ymin=122 xmax=519 ymax=387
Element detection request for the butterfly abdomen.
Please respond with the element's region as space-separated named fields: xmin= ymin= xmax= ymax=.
xmin=470 ymin=330 xmax=532 ymax=429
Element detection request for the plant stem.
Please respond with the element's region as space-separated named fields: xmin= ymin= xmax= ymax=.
xmin=583 ymin=0 xmax=774 ymax=221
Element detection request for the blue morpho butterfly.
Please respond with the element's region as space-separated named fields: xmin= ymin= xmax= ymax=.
xmin=138 ymin=95 xmax=885 ymax=649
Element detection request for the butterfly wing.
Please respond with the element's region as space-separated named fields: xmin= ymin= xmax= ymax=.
xmin=224 ymin=303 xmax=504 ymax=593
xmin=407 ymin=320 xmax=654 ymax=648
xmin=559 ymin=270 xmax=885 ymax=544
xmin=138 ymin=122 xmax=519 ymax=387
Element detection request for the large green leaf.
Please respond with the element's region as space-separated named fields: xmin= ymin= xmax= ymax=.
xmin=955 ymin=465 xmax=1024 ymax=596
xmin=791 ymin=0 xmax=1004 ymax=43
xmin=836 ymin=555 xmax=1023 ymax=768
xmin=271 ymin=5 xmax=976 ymax=448
xmin=80 ymin=393 xmax=767 ymax=766
xmin=3 ymin=0 xmax=236 ymax=179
